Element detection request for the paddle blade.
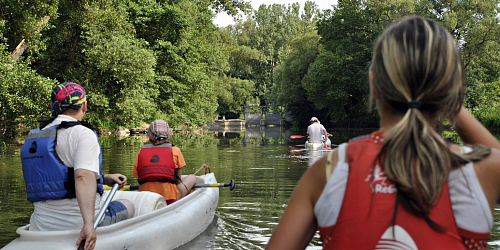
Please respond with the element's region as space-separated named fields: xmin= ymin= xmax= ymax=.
xmin=229 ymin=179 xmax=235 ymax=191
xmin=290 ymin=135 xmax=305 ymax=139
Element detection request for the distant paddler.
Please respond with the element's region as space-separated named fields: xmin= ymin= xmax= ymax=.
xmin=306 ymin=117 xmax=331 ymax=149
xmin=307 ymin=117 xmax=329 ymax=144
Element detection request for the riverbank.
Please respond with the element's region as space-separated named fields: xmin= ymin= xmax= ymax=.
xmin=103 ymin=123 xmax=207 ymax=139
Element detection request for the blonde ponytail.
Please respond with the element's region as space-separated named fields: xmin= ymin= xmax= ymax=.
xmin=370 ymin=16 xmax=491 ymax=230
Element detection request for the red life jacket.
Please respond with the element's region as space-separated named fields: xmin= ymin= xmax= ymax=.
xmin=319 ymin=134 xmax=467 ymax=249
xmin=136 ymin=144 xmax=176 ymax=184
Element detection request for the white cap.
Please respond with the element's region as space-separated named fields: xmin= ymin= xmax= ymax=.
xmin=310 ymin=117 xmax=319 ymax=122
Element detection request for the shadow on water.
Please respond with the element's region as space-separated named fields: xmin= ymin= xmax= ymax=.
xmin=175 ymin=214 xmax=219 ymax=249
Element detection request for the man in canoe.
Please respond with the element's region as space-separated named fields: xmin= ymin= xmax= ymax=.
xmin=133 ymin=119 xmax=197 ymax=204
xmin=20 ymin=82 xmax=135 ymax=250
xmin=307 ymin=117 xmax=328 ymax=144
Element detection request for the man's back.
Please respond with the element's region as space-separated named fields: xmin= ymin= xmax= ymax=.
xmin=29 ymin=115 xmax=101 ymax=231
xmin=307 ymin=123 xmax=325 ymax=142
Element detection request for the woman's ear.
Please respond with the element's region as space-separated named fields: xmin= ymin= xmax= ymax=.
xmin=369 ymin=71 xmax=379 ymax=99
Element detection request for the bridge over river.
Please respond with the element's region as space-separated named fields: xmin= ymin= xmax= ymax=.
xmin=207 ymin=105 xmax=292 ymax=132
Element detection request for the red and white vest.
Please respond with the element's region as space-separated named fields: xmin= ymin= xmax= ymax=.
xmin=136 ymin=143 xmax=176 ymax=184
xmin=315 ymin=132 xmax=491 ymax=250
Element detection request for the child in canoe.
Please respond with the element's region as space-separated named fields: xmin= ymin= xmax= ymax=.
xmin=133 ymin=119 xmax=196 ymax=204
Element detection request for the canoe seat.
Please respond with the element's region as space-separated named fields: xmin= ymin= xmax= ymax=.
xmin=101 ymin=191 xmax=166 ymax=217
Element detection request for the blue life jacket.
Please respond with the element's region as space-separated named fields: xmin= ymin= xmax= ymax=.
xmin=21 ymin=121 xmax=104 ymax=203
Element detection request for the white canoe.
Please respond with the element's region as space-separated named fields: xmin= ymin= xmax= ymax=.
xmin=305 ymin=138 xmax=332 ymax=149
xmin=1 ymin=173 xmax=219 ymax=250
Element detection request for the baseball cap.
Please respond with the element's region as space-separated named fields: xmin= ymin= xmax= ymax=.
xmin=310 ymin=117 xmax=319 ymax=122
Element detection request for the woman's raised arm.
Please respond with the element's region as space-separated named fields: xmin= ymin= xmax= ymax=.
xmin=454 ymin=106 xmax=500 ymax=150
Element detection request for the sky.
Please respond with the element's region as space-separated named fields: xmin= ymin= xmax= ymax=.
xmin=213 ymin=0 xmax=337 ymax=27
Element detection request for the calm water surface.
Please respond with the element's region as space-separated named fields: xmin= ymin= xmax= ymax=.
xmin=1 ymin=127 xmax=500 ymax=249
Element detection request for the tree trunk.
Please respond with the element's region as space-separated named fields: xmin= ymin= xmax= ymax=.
xmin=10 ymin=16 xmax=50 ymax=61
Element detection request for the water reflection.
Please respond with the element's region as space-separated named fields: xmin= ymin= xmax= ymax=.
xmin=4 ymin=126 xmax=500 ymax=249
xmin=0 ymin=127 xmax=377 ymax=250
xmin=213 ymin=126 xmax=363 ymax=167
xmin=242 ymin=126 xmax=288 ymax=143
xmin=289 ymin=147 xmax=330 ymax=166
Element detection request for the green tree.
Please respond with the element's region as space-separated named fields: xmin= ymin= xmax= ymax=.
xmin=0 ymin=0 xmax=59 ymax=63
xmin=471 ymin=78 xmax=500 ymax=128
xmin=33 ymin=0 xmax=158 ymax=128
xmin=300 ymin=0 xmax=500 ymax=127
xmin=268 ymin=31 xmax=321 ymax=126
xmin=215 ymin=75 xmax=255 ymax=118
xmin=305 ymin=0 xmax=378 ymax=126
xmin=432 ymin=0 xmax=500 ymax=109
xmin=229 ymin=2 xmax=321 ymax=105
xmin=31 ymin=0 xmax=233 ymax=128
xmin=137 ymin=0 xmax=222 ymax=127
xmin=215 ymin=27 xmax=261 ymax=117
xmin=211 ymin=0 xmax=251 ymax=15
xmin=0 ymin=0 xmax=265 ymax=135
xmin=0 ymin=30 xmax=55 ymax=135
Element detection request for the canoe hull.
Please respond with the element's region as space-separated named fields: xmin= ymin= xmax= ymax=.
xmin=305 ymin=139 xmax=331 ymax=149
xmin=1 ymin=173 xmax=219 ymax=250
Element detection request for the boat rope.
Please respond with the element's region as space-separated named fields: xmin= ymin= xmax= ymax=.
xmin=194 ymin=164 xmax=211 ymax=175
xmin=179 ymin=179 xmax=189 ymax=192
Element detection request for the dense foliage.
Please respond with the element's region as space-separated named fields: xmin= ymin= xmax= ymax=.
xmin=0 ymin=0 xmax=252 ymax=133
xmin=266 ymin=0 xmax=500 ymax=127
xmin=1 ymin=0 xmax=500 ymax=135
xmin=0 ymin=20 xmax=56 ymax=136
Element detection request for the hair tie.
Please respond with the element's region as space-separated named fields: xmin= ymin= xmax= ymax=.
xmin=407 ymin=101 xmax=421 ymax=110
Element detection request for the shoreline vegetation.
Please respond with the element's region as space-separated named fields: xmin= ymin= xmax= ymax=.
xmin=6 ymin=116 xmax=500 ymax=142
xmin=1 ymin=1 xmax=500 ymax=138
xmin=111 ymin=124 xmax=206 ymax=138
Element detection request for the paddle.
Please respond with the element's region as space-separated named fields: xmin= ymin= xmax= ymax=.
xmin=195 ymin=179 xmax=236 ymax=191
xmin=291 ymin=133 xmax=334 ymax=139
xmin=77 ymin=177 xmax=122 ymax=250
xmin=104 ymin=179 xmax=236 ymax=191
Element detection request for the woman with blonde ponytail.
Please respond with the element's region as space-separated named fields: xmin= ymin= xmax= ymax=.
xmin=266 ymin=16 xmax=500 ymax=250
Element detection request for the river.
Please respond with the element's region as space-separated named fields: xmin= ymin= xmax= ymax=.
xmin=1 ymin=127 xmax=500 ymax=249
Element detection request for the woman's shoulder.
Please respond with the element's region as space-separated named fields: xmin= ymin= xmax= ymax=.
xmin=470 ymin=146 xmax=500 ymax=210
xmin=474 ymin=147 xmax=500 ymax=172
xmin=305 ymin=147 xmax=344 ymax=202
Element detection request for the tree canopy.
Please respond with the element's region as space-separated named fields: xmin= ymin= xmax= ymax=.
xmin=1 ymin=0 xmax=500 ymax=135
xmin=0 ymin=0 xmax=249 ymax=133
xmin=268 ymin=0 xmax=500 ymax=127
